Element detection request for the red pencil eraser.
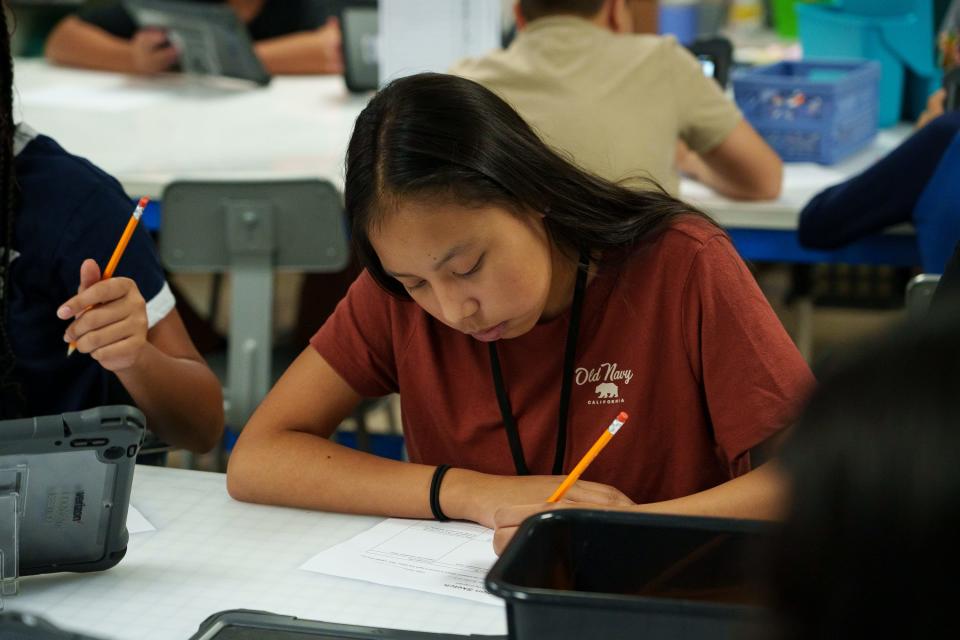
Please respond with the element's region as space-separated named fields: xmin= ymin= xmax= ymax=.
xmin=137 ymin=196 xmax=150 ymax=208
xmin=617 ymin=411 xmax=629 ymax=422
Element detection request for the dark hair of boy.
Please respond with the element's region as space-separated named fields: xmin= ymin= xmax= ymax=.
xmin=769 ymin=313 xmax=960 ymax=639
xmin=0 ymin=6 xmax=23 ymax=415
xmin=345 ymin=72 xmax=712 ymax=300
xmin=518 ymin=0 xmax=606 ymax=20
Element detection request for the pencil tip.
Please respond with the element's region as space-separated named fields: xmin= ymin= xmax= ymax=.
xmin=67 ymin=345 xmax=76 ymax=357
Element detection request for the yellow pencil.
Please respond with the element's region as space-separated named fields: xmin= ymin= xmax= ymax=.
xmin=67 ymin=197 xmax=149 ymax=356
xmin=547 ymin=411 xmax=629 ymax=503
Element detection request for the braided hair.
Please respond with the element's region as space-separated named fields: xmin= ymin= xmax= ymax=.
xmin=0 ymin=5 xmax=22 ymax=416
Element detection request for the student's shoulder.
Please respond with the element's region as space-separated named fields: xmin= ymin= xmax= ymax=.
xmin=608 ymin=32 xmax=694 ymax=68
xmin=656 ymin=215 xmax=730 ymax=255
xmin=619 ymin=215 xmax=730 ymax=279
xmin=16 ymin=133 xmax=127 ymax=204
xmin=449 ymin=47 xmax=519 ymax=83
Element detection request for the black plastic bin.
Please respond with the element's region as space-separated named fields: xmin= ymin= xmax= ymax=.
xmin=485 ymin=510 xmax=773 ymax=640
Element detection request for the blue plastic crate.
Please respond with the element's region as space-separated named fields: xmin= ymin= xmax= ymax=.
xmin=733 ymin=59 xmax=880 ymax=164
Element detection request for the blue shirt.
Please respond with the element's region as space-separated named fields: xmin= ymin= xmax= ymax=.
xmin=2 ymin=127 xmax=173 ymax=418
xmin=798 ymin=112 xmax=960 ymax=253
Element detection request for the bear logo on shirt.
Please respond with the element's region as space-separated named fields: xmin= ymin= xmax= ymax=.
xmin=595 ymin=382 xmax=618 ymax=398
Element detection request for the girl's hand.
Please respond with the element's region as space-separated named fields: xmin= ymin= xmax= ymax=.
xmin=491 ymin=502 xmax=565 ymax=555
xmin=58 ymin=258 xmax=149 ymax=372
xmin=442 ymin=468 xmax=634 ymax=529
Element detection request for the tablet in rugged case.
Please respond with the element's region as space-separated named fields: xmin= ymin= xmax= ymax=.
xmin=0 ymin=405 xmax=144 ymax=578
xmin=191 ymin=610 xmax=506 ymax=640
xmin=339 ymin=0 xmax=378 ymax=93
xmin=124 ymin=0 xmax=271 ymax=86
xmin=687 ymin=37 xmax=733 ymax=89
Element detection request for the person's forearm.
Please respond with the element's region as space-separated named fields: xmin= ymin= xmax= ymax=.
xmin=116 ymin=343 xmax=224 ymax=452
xmin=254 ymin=32 xmax=333 ymax=75
xmin=636 ymin=463 xmax=788 ymax=521
xmin=45 ymin=17 xmax=138 ymax=73
xmin=693 ymin=155 xmax=782 ymax=201
xmin=227 ymin=430 xmax=439 ymax=517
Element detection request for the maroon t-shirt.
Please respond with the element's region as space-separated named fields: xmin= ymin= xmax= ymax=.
xmin=312 ymin=218 xmax=814 ymax=502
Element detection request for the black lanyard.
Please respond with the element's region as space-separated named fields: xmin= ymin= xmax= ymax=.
xmin=488 ymin=252 xmax=589 ymax=476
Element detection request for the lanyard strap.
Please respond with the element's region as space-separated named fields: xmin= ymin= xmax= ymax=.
xmin=488 ymin=252 xmax=589 ymax=476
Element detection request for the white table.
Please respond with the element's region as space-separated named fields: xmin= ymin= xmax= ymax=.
xmin=680 ymin=125 xmax=912 ymax=232
xmin=10 ymin=466 xmax=506 ymax=640
xmin=13 ymin=59 xmax=368 ymax=198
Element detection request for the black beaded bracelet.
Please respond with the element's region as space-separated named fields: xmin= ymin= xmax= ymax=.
xmin=429 ymin=464 xmax=453 ymax=522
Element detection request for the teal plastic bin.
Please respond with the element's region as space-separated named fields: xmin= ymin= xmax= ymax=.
xmin=830 ymin=0 xmax=918 ymax=16
xmin=798 ymin=2 xmax=939 ymax=126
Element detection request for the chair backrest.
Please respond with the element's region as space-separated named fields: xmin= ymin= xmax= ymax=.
xmin=906 ymin=273 xmax=942 ymax=320
xmin=160 ymin=179 xmax=349 ymax=273
xmin=159 ymin=180 xmax=350 ymax=430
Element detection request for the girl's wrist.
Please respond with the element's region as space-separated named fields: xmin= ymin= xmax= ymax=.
xmin=438 ymin=467 xmax=485 ymax=523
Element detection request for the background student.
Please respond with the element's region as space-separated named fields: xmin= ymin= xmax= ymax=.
xmin=44 ymin=0 xmax=342 ymax=76
xmin=451 ymin=0 xmax=782 ymax=201
xmin=798 ymin=92 xmax=960 ymax=273
xmin=226 ymin=73 xmax=813 ymax=528
xmin=768 ymin=311 xmax=960 ymax=640
xmin=0 ymin=5 xmax=224 ymax=452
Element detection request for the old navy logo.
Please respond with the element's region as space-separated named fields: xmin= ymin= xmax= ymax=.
xmin=575 ymin=362 xmax=633 ymax=405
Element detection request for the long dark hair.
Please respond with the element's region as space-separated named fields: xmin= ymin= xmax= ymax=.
xmin=344 ymin=72 xmax=710 ymax=299
xmin=768 ymin=313 xmax=960 ymax=639
xmin=0 ymin=5 xmax=21 ymax=416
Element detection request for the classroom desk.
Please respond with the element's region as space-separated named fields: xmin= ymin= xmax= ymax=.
xmin=10 ymin=465 xmax=506 ymax=640
xmin=13 ymin=59 xmax=367 ymax=200
xmin=680 ymin=125 xmax=919 ymax=267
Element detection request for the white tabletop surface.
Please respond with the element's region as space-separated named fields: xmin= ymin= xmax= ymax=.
xmin=13 ymin=58 xmax=911 ymax=231
xmin=10 ymin=465 xmax=506 ymax=640
xmin=14 ymin=59 xmax=369 ymax=198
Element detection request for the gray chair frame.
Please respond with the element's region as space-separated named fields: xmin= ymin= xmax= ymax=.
xmin=160 ymin=180 xmax=350 ymax=435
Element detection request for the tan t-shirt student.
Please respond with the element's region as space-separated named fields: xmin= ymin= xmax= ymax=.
xmin=452 ymin=0 xmax=782 ymax=200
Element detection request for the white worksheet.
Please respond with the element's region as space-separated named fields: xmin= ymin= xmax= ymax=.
xmin=300 ymin=518 xmax=502 ymax=606
xmin=125 ymin=504 xmax=155 ymax=534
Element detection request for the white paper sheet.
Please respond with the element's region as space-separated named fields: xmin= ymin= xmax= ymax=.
xmin=300 ymin=518 xmax=502 ymax=606
xmin=126 ymin=504 xmax=156 ymax=534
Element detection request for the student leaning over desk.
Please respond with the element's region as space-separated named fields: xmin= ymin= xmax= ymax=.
xmin=0 ymin=6 xmax=224 ymax=451
xmin=44 ymin=0 xmax=342 ymax=76
xmin=226 ymin=73 xmax=814 ymax=534
xmin=451 ymin=0 xmax=782 ymax=201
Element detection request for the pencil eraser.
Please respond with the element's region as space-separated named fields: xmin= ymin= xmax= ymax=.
xmin=616 ymin=411 xmax=629 ymax=422
xmin=137 ymin=196 xmax=150 ymax=208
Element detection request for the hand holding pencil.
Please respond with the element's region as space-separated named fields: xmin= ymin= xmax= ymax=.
xmin=58 ymin=197 xmax=152 ymax=371
xmin=547 ymin=411 xmax=629 ymax=503
xmin=491 ymin=411 xmax=630 ymax=555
